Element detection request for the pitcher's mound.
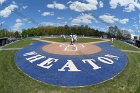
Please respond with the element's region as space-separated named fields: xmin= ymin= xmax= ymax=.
xmin=42 ymin=43 xmax=102 ymax=55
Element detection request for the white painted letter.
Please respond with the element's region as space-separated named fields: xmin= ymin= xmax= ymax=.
xmin=37 ymin=58 xmax=58 ymax=69
xmin=58 ymin=60 xmax=81 ymax=72
xmin=82 ymin=59 xmax=101 ymax=70
xmin=26 ymin=55 xmax=46 ymax=63
xmin=98 ymin=57 xmax=114 ymax=64
xmin=105 ymin=54 xmax=119 ymax=60
xmin=23 ymin=51 xmax=37 ymax=56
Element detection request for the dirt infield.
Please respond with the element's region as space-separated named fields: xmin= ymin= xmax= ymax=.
xmin=42 ymin=43 xmax=102 ymax=55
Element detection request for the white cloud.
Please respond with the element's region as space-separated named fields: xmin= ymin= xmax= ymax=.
xmin=12 ymin=1 xmax=16 ymax=4
xmin=99 ymin=14 xmax=119 ymax=23
xmin=22 ymin=18 xmax=28 ymax=22
xmin=133 ymin=24 xmax=139 ymax=29
xmin=121 ymin=28 xmax=134 ymax=33
xmin=99 ymin=14 xmax=129 ymax=24
xmin=41 ymin=22 xmax=54 ymax=26
xmin=47 ymin=2 xmax=66 ymax=10
xmin=0 ymin=21 xmax=5 ymax=25
xmin=55 ymin=23 xmax=65 ymax=26
xmin=131 ymin=17 xmax=136 ymax=20
xmin=120 ymin=18 xmax=129 ymax=24
xmin=57 ymin=17 xmax=64 ymax=20
xmin=99 ymin=1 xmax=104 ymax=8
xmin=72 ymin=13 xmax=95 ymax=25
xmin=86 ymin=0 xmax=98 ymax=4
xmin=41 ymin=12 xmax=54 ymax=16
xmin=38 ymin=10 xmax=41 ymax=12
xmin=124 ymin=4 xmax=135 ymax=12
xmin=0 ymin=0 xmax=6 ymax=4
xmin=16 ymin=19 xmax=22 ymax=23
xmin=110 ymin=0 xmax=140 ymax=12
xmin=41 ymin=22 xmax=67 ymax=26
xmin=69 ymin=0 xmax=98 ymax=12
xmin=12 ymin=19 xmax=24 ymax=31
xmin=22 ymin=5 xmax=28 ymax=10
xmin=69 ymin=17 xmax=73 ymax=20
xmin=64 ymin=21 xmax=67 ymax=24
xmin=128 ymin=29 xmax=134 ymax=33
xmin=0 ymin=3 xmax=18 ymax=17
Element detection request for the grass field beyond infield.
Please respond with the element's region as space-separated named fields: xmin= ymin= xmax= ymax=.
xmin=0 ymin=39 xmax=140 ymax=93
xmin=42 ymin=37 xmax=105 ymax=43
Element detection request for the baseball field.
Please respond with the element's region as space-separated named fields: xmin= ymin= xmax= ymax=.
xmin=0 ymin=37 xmax=140 ymax=93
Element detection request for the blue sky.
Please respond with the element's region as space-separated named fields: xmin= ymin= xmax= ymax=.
xmin=0 ymin=0 xmax=140 ymax=35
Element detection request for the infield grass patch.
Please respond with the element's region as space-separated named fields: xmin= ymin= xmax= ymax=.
xmin=42 ymin=37 xmax=105 ymax=43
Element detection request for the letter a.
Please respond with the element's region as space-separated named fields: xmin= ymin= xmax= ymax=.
xmin=58 ymin=60 xmax=81 ymax=72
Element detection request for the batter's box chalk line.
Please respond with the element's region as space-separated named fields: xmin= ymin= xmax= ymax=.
xmin=64 ymin=45 xmax=77 ymax=51
xmin=59 ymin=44 xmax=85 ymax=51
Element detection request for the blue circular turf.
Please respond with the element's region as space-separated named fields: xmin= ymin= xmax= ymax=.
xmin=16 ymin=42 xmax=128 ymax=87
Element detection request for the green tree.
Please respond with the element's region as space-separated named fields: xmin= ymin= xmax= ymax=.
xmin=14 ymin=31 xmax=21 ymax=38
xmin=116 ymin=31 xmax=122 ymax=39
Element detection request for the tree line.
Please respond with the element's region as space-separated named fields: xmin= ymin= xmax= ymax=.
xmin=0 ymin=29 xmax=21 ymax=38
xmin=108 ymin=26 xmax=131 ymax=40
xmin=0 ymin=25 xmax=131 ymax=40
xmin=22 ymin=25 xmax=106 ymax=37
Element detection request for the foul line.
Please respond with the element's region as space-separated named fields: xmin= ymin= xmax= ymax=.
xmin=0 ymin=48 xmax=22 ymax=51
xmin=121 ymin=50 xmax=140 ymax=53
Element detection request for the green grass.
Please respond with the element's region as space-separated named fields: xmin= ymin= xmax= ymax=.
xmin=3 ymin=39 xmax=37 ymax=48
xmin=42 ymin=37 xmax=105 ymax=43
xmin=0 ymin=39 xmax=140 ymax=93
xmin=111 ymin=40 xmax=140 ymax=51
